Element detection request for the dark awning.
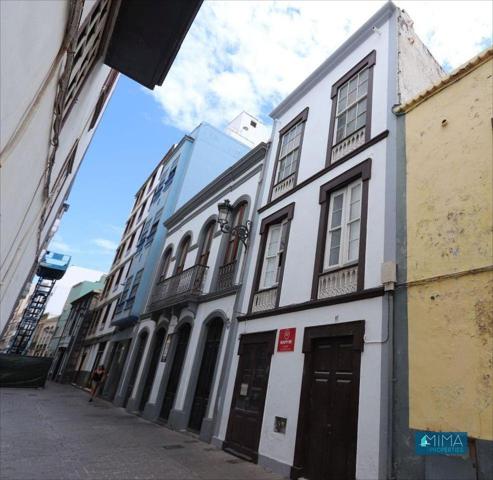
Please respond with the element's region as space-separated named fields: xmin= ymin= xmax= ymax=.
xmin=104 ymin=0 xmax=203 ymax=89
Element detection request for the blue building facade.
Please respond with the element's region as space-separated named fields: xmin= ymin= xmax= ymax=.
xmin=104 ymin=122 xmax=251 ymax=406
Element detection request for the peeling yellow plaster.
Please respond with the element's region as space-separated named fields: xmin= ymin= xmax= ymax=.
xmin=406 ymin=56 xmax=493 ymax=440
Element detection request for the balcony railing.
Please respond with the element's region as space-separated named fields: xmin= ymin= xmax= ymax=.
xmin=251 ymin=286 xmax=278 ymax=313
xmin=271 ymin=172 xmax=296 ymax=200
xmin=215 ymin=261 xmax=237 ymax=291
xmin=331 ymin=127 xmax=365 ymax=163
xmin=318 ymin=265 xmax=358 ymax=299
xmin=148 ymin=264 xmax=208 ymax=311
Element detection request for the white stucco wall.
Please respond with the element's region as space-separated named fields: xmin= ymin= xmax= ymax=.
xmin=213 ymin=14 xmax=397 ymax=480
xmin=128 ymin=155 xmax=264 ymax=420
xmin=0 ymin=1 xmax=116 ymax=334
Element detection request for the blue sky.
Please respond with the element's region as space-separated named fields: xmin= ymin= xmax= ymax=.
xmin=51 ymin=0 xmax=492 ymax=273
xmin=50 ymin=76 xmax=186 ymax=272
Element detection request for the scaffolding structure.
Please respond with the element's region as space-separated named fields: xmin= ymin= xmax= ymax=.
xmin=8 ymin=252 xmax=70 ymax=355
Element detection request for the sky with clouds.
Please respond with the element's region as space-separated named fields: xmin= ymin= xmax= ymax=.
xmin=52 ymin=0 xmax=492 ymax=274
xmin=151 ymin=0 xmax=492 ymax=131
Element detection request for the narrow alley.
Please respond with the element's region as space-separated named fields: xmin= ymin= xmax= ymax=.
xmin=0 ymin=383 xmax=281 ymax=480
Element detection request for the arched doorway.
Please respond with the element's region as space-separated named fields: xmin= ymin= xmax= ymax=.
xmin=139 ymin=328 xmax=166 ymax=412
xmin=123 ymin=331 xmax=148 ymax=408
xmin=160 ymin=323 xmax=191 ymax=421
xmin=188 ymin=318 xmax=223 ymax=432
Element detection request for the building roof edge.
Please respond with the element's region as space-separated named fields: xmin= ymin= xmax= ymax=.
xmin=395 ymin=47 xmax=493 ymax=114
xmin=164 ymin=142 xmax=268 ymax=228
xmin=269 ymin=1 xmax=397 ymax=119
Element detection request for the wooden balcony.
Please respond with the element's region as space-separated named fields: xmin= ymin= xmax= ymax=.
xmin=148 ymin=264 xmax=208 ymax=312
xmin=318 ymin=265 xmax=358 ymax=299
xmin=215 ymin=261 xmax=237 ymax=292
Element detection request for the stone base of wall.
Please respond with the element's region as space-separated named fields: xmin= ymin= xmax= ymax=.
xmin=142 ymin=402 xmax=160 ymax=422
xmin=211 ymin=436 xmax=223 ymax=449
xmin=125 ymin=397 xmax=140 ymax=413
xmin=199 ymin=418 xmax=215 ymax=443
xmin=168 ymin=408 xmax=187 ymax=431
xmin=258 ymin=454 xmax=291 ymax=478
xmin=112 ymin=394 xmax=125 ymax=407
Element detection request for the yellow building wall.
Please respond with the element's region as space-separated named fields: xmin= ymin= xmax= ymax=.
xmin=406 ymin=55 xmax=493 ymax=440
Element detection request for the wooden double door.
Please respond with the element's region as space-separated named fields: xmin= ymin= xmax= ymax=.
xmin=224 ymin=331 xmax=276 ymax=462
xmin=293 ymin=321 xmax=364 ymax=480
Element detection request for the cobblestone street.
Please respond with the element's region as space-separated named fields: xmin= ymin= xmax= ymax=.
xmin=0 ymin=383 xmax=282 ymax=480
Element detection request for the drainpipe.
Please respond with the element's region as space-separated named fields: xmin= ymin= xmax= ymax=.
xmin=211 ymin=138 xmax=274 ymax=442
xmin=366 ymin=263 xmax=396 ymax=480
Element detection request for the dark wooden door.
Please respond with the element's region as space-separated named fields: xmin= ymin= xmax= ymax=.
xmin=295 ymin=333 xmax=362 ymax=480
xmin=52 ymin=348 xmax=66 ymax=379
xmin=224 ymin=331 xmax=276 ymax=462
xmin=188 ymin=319 xmax=223 ymax=432
xmin=105 ymin=340 xmax=130 ymax=401
xmin=139 ymin=329 xmax=166 ymax=411
xmin=124 ymin=333 xmax=148 ymax=408
xmin=160 ymin=324 xmax=191 ymax=421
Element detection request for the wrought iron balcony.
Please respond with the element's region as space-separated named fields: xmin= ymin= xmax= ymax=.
xmin=148 ymin=264 xmax=208 ymax=312
xmin=215 ymin=260 xmax=237 ymax=292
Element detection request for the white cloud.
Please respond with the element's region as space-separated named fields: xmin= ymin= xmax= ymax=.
xmin=151 ymin=0 xmax=492 ymax=132
xmin=104 ymin=223 xmax=124 ymax=236
xmin=91 ymin=238 xmax=118 ymax=252
xmin=49 ymin=235 xmax=77 ymax=254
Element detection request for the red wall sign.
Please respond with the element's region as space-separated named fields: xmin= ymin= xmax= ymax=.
xmin=277 ymin=328 xmax=296 ymax=352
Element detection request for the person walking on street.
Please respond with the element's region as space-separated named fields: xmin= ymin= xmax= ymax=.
xmin=88 ymin=365 xmax=106 ymax=402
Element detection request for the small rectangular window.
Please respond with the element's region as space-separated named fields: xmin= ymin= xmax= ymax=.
xmin=145 ymin=221 xmax=159 ymax=246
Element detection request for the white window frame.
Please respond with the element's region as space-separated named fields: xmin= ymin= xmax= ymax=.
xmin=334 ymin=67 xmax=369 ymax=145
xmin=259 ymin=220 xmax=288 ymax=290
xmin=276 ymin=122 xmax=303 ymax=184
xmin=323 ymin=179 xmax=362 ymax=270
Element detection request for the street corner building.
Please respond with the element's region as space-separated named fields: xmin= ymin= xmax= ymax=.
xmin=0 ymin=0 xmax=202 ymax=337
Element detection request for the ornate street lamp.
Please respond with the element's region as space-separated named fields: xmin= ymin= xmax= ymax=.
xmin=217 ymin=199 xmax=252 ymax=247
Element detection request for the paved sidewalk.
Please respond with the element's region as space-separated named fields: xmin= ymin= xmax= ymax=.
xmin=0 ymin=383 xmax=282 ymax=480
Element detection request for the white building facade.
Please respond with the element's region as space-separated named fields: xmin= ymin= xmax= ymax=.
xmin=111 ymin=144 xmax=267 ymax=443
xmin=0 ymin=0 xmax=202 ymax=335
xmin=212 ymin=4 xmax=444 ymax=480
